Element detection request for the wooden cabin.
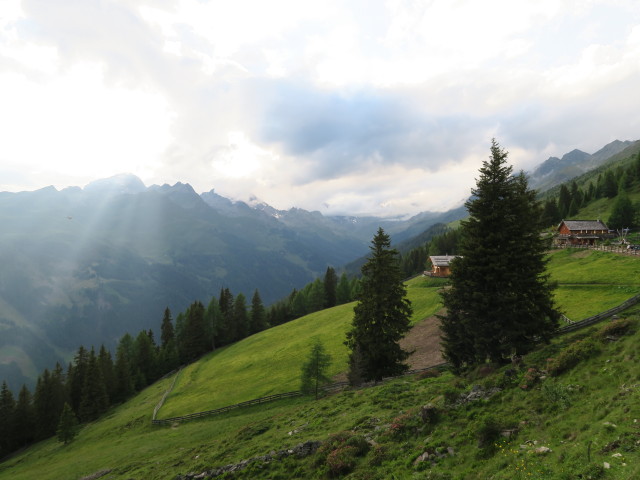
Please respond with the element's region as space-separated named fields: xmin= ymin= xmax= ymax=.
xmin=556 ymin=219 xmax=612 ymax=245
xmin=426 ymin=255 xmax=459 ymax=277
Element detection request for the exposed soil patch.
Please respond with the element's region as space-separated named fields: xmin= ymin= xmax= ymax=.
xmin=401 ymin=310 xmax=445 ymax=370
xmin=332 ymin=312 xmax=444 ymax=382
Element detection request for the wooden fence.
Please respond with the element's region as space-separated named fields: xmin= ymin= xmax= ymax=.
xmin=553 ymin=243 xmax=640 ymax=256
xmin=151 ymin=364 xmax=447 ymax=426
xmin=152 ymin=289 xmax=640 ymax=426
xmin=554 ymin=292 xmax=640 ymax=335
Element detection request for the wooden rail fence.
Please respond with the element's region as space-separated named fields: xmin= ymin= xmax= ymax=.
xmin=152 ymin=290 xmax=640 ymax=426
xmin=151 ymin=364 xmax=447 ymax=426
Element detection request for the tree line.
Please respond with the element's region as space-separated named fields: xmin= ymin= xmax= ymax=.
xmin=0 ymin=266 xmax=363 ymax=457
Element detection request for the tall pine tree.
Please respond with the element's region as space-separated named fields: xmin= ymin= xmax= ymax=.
xmin=440 ymin=140 xmax=559 ymax=373
xmin=345 ymin=227 xmax=412 ymax=382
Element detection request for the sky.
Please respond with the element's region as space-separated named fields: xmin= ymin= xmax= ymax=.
xmin=1 ymin=0 xmax=639 ymax=217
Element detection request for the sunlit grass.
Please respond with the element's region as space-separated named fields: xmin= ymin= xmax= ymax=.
xmin=161 ymin=277 xmax=445 ymax=418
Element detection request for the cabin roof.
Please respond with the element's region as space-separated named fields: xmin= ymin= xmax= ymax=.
xmin=558 ymin=219 xmax=609 ymax=231
xmin=429 ymin=255 xmax=459 ymax=267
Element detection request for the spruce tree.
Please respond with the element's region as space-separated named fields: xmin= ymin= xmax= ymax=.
xmin=300 ymin=338 xmax=332 ymax=399
xmin=204 ymin=297 xmax=222 ymax=351
xmin=160 ymin=307 xmax=175 ymax=348
xmin=323 ymin=267 xmax=338 ymax=308
xmin=217 ymin=288 xmax=236 ymax=346
xmin=183 ymin=301 xmax=209 ymax=360
xmin=336 ymin=273 xmax=352 ymax=305
xmin=250 ymin=289 xmax=267 ymax=334
xmin=114 ymin=334 xmax=135 ymax=403
xmin=34 ymin=366 xmax=66 ymax=440
xmin=608 ymin=192 xmax=636 ymax=230
xmin=440 ymin=140 xmax=559 ymax=373
xmin=79 ymin=348 xmax=109 ymax=422
xmin=307 ymin=278 xmax=326 ymax=313
xmin=233 ymin=294 xmax=250 ymax=340
xmin=0 ymin=381 xmax=16 ymax=456
xmin=13 ymin=384 xmax=35 ymax=448
xmin=557 ymin=184 xmax=571 ymax=218
xmin=68 ymin=346 xmax=89 ymax=413
xmin=98 ymin=345 xmax=115 ymax=404
xmin=56 ymin=402 xmax=78 ymax=445
xmin=345 ymin=227 xmax=412 ymax=382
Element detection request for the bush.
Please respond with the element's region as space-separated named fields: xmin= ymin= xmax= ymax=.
xmin=368 ymin=444 xmax=388 ymax=466
xmin=326 ymin=446 xmax=358 ymax=476
xmin=476 ymin=414 xmax=503 ymax=449
xmin=547 ymin=338 xmax=600 ymax=376
xmin=541 ymin=382 xmax=573 ymax=411
xmin=315 ymin=431 xmax=370 ymax=475
xmin=598 ymin=318 xmax=634 ymax=339
xmin=417 ymin=368 xmax=441 ymax=380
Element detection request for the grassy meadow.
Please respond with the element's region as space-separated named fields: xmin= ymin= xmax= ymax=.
xmin=0 ymin=249 xmax=639 ymax=479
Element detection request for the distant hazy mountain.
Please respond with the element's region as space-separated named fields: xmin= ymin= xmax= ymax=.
xmin=0 ymin=174 xmax=465 ymax=390
xmin=528 ymin=140 xmax=636 ymax=191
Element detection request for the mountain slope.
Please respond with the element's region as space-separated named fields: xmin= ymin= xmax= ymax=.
xmin=1 ymin=249 xmax=639 ymax=479
xmin=529 ymin=139 xmax=637 ymax=191
xmin=0 ymin=175 xmax=466 ymax=390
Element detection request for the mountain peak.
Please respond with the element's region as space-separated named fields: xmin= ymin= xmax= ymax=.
xmin=84 ymin=173 xmax=146 ymax=195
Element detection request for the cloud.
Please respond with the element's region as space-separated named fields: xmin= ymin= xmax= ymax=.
xmin=1 ymin=0 xmax=640 ymax=217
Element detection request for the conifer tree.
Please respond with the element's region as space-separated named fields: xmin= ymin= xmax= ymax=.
xmin=307 ymin=278 xmax=326 ymax=313
xmin=232 ymin=294 xmax=250 ymax=340
xmin=250 ymin=289 xmax=267 ymax=334
xmin=67 ymin=346 xmax=89 ymax=413
xmin=603 ymin=170 xmax=618 ymax=198
xmin=183 ymin=301 xmax=209 ymax=360
xmin=160 ymin=307 xmax=175 ymax=348
xmin=608 ymin=191 xmax=636 ymax=230
xmin=79 ymin=348 xmax=109 ymax=422
xmin=323 ymin=267 xmax=338 ymax=308
xmin=336 ymin=273 xmax=352 ymax=305
xmin=34 ymin=366 xmax=66 ymax=440
xmin=217 ymin=288 xmax=236 ymax=346
xmin=56 ymin=402 xmax=78 ymax=445
xmin=114 ymin=334 xmax=135 ymax=403
xmin=345 ymin=227 xmax=412 ymax=382
xmin=440 ymin=140 xmax=559 ymax=373
xmin=557 ymin=184 xmax=571 ymax=218
xmin=300 ymin=338 xmax=332 ymax=399
xmin=133 ymin=331 xmax=158 ymax=387
xmin=204 ymin=297 xmax=222 ymax=350
xmin=13 ymin=384 xmax=35 ymax=448
xmin=98 ymin=345 xmax=115 ymax=403
xmin=0 ymin=381 xmax=16 ymax=456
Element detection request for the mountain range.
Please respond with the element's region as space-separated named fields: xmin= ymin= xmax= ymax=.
xmin=528 ymin=139 xmax=638 ymax=191
xmin=0 ymin=175 xmax=464 ymax=390
xmin=2 ymin=137 xmax=639 ymax=391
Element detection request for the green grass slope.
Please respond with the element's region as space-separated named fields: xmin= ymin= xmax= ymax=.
xmin=161 ymin=276 xmax=445 ymax=418
xmin=1 ymin=251 xmax=639 ymax=479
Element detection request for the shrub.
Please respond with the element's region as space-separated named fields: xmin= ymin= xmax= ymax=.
xmin=598 ymin=318 xmax=634 ymax=339
xmin=368 ymin=444 xmax=389 ymax=466
xmin=417 ymin=368 xmax=441 ymax=380
xmin=547 ymin=338 xmax=601 ymax=376
xmin=541 ymin=382 xmax=573 ymax=410
xmin=388 ymin=411 xmax=416 ymax=437
xmin=326 ymin=446 xmax=358 ymax=476
xmin=345 ymin=434 xmax=371 ymax=456
xmin=442 ymin=386 xmax=461 ymax=406
xmin=476 ymin=414 xmax=502 ymax=449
